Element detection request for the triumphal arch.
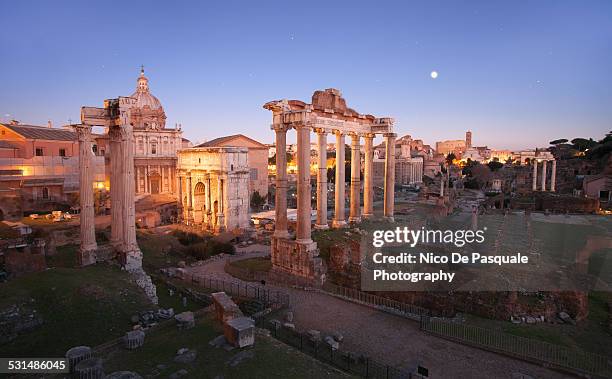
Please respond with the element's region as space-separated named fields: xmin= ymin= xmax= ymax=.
xmin=264 ymin=88 xmax=396 ymax=285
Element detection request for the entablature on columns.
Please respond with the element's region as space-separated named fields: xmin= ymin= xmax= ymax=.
xmin=265 ymin=88 xmax=394 ymax=137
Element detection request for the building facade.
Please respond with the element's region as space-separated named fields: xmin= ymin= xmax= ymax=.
xmin=0 ymin=122 xmax=105 ymax=218
xmin=177 ymin=147 xmax=250 ymax=231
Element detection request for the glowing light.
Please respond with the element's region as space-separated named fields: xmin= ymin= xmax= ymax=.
xmin=430 ymin=71 xmax=438 ymax=79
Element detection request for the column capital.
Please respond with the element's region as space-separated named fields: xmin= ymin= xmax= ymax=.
xmin=293 ymin=121 xmax=310 ymax=130
xmin=272 ymin=123 xmax=290 ymax=133
xmin=384 ymin=132 xmax=397 ymax=138
xmin=334 ymin=130 xmax=345 ymax=137
xmin=73 ymin=124 xmax=93 ymax=141
xmin=363 ymin=133 xmax=376 ymax=140
xmin=314 ymin=127 xmax=328 ymax=135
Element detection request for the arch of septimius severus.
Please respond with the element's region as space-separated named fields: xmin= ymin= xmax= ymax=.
xmin=264 ymin=88 xmax=396 ymax=285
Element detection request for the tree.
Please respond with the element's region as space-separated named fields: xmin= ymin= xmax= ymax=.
xmin=571 ymin=138 xmax=597 ymax=152
xmin=445 ymin=153 xmax=456 ymax=166
xmin=549 ymin=138 xmax=568 ymax=145
xmin=487 ymin=161 xmax=504 ymax=172
xmin=250 ymin=191 xmax=265 ymax=210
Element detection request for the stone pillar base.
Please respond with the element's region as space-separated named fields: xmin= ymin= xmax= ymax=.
xmin=331 ymin=220 xmax=347 ymax=228
xmin=348 ymin=217 xmax=361 ymax=223
xmin=383 ymin=216 xmax=395 ymax=222
xmin=118 ymin=249 xmax=143 ymax=272
xmin=314 ymin=224 xmax=329 ymax=230
xmin=78 ymin=248 xmax=97 ymax=267
xmin=361 ymin=213 xmax=374 ymax=219
xmin=270 ymin=237 xmax=326 ymax=287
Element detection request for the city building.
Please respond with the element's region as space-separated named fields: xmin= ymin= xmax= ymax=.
xmin=96 ymin=68 xmax=184 ymax=196
xmin=0 ymin=121 xmax=105 ymax=217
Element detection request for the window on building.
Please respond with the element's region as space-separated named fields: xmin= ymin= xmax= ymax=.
xmin=42 ymin=187 xmax=49 ymax=200
xmin=151 ymin=143 xmax=157 ymax=155
xmin=59 ymin=148 xmax=66 ymax=157
xmin=92 ymin=144 xmax=98 ymax=154
xmin=250 ymin=168 xmax=258 ymax=180
xmin=138 ymin=140 xmax=144 ymax=152
xmin=600 ymin=190 xmax=610 ymax=201
xmin=35 ymin=148 xmax=43 ymax=156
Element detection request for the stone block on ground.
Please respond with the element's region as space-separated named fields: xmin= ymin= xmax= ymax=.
xmin=65 ymin=346 xmax=92 ymax=372
xmin=324 ymin=336 xmax=339 ymax=350
xmin=269 ymin=319 xmax=281 ymax=330
xmin=175 ymin=311 xmax=195 ymax=330
xmin=223 ymin=316 xmax=255 ymax=348
xmin=74 ymin=357 xmax=104 ymax=379
xmin=332 ymin=331 xmax=344 ymax=342
xmin=123 ymin=330 xmax=145 ymax=349
xmin=212 ymin=292 xmax=244 ymax=323
xmin=173 ymin=348 xmax=197 ymax=364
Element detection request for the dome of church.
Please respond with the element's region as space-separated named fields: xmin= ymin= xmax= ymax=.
xmin=130 ymin=68 xmax=163 ymax=110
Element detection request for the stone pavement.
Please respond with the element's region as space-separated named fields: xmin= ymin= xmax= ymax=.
xmin=186 ymin=245 xmax=571 ymax=379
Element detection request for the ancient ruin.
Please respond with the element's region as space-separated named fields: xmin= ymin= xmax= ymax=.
xmin=177 ymin=147 xmax=250 ymax=232
xmin=531 ymin=158 xmax=557 ymax=192
xmin=264 ymin=88 xmax=396 ymax=285
xmin=78 ymin=97 xmax=157 ymax=302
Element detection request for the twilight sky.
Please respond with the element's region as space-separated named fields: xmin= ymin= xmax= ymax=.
xmin=1 ymin=1 xmax=611 ymax=150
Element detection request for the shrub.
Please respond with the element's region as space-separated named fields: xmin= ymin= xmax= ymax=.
xmin=171 ymin=230 xmax=205 ymax=246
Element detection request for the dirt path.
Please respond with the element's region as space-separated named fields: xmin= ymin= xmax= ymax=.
xmin=186 ymin=247 xmax=571 ymax=379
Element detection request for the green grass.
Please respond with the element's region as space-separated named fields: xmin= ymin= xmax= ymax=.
xmin=0 ymin=264 xmax=153 ymax=357
xmin=137 ymin=230 xmax=189 ymax=271
xmin=103 ymin=314 xmax=354 ymax=378
xmin=230 ymin=257 xmax=272 ymax=272
xmin=464 ymin=292 xmax=612 ymax=356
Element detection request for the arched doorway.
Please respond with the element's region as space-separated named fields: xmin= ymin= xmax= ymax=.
xmin=149 ymin=172 xmax=161 ymax=194
xmin=193 ymin=182 xmax=206 ymax=224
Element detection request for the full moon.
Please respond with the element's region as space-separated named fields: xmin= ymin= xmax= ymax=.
xmin=430 ymin=71 xmax=438 ymax=79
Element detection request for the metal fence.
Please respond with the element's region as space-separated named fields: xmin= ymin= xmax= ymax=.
xmin=254 ymin=314 xmax=409 ymax=379
xmin=189 ymin=273 xmax=290 ymax=309
xmin=322 ymin=282 xmax=438 ymax=321
xmin=421 ymin=317 xmax=612 ymax=378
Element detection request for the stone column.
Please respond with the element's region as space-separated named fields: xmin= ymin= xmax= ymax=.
xmin=109 ymin=128 xmax=124 ymax=249
xmin=315 ymin=129 xmax=328 ymax=229
xmin=362 ymin=134 xmax=374 ymax=219
xmin=274 ymin=125 xmax=289 ymax=238
xmin=177 ymin=174 xmax=183 ymax=222
xmin=295 ymin=123 xmax=312 ymax=243
xmin=349 ymin=133 xmax=361 ymax=223
xmin=216 ymin=176 xmax=225 ymax=232
xmin=204 ymin=176 xmax=212 ymax=230
xmin=75 ymin=125 xmax=97 ymax=266
xmin=532 ymin=160 xmax=538 ymax=191
xmin=118 ymin=123 xmax=141 ymax=271
xmin=383 ymin=133 xmax=396 ymax=221
xmin=550 ymin=160 xmax=557 ymax=192
xmin=541 ymin=159 xmax=547 ymax=191
xmin=333 ymin=131 xmax=346 ymax=228
xmin=135 ymin=166 xmax=140 ymax=194
xmin=187 ymin=174 xmax=194 ymax=225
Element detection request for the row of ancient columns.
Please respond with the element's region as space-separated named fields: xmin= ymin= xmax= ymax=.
xmin=109 ymin=123 xmax=141 ymax=269
xmin=397 ymin=160 xmax=424 ymax=184
xmin=274 ymin=124 xmax=396 ymax=243
xmin=531 ymin=159 xmax=557 ymax=192
xmin=76 ymin=121 xmax=140 ymax=269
